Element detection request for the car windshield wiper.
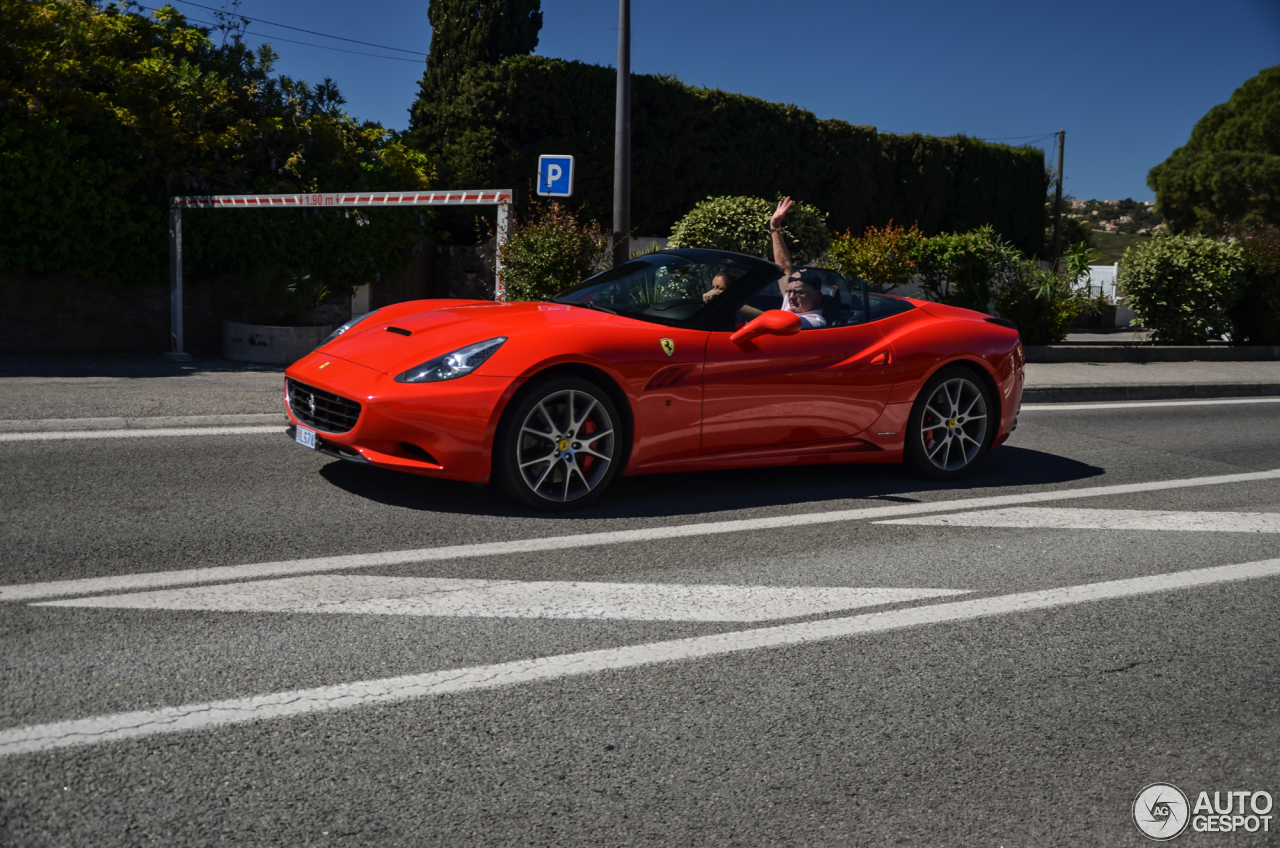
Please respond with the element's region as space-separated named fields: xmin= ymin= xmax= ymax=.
xmin=557 ymin=299 xmax=618 ymax=314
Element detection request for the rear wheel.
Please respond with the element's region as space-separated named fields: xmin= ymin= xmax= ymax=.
xmin=903 ymin=366 xmax=995 ymax=481
xmin=494 ymin=376 xmax=623 ymax=511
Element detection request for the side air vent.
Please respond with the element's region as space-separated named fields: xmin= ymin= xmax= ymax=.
xmin=644 ymin=364 xmax=696 ymax=390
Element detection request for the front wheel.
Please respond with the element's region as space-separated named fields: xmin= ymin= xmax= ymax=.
xmin=493 ymin=376 xmax=624 ymax=511
xmin=903 ymin=365 xmax=995 ymax=481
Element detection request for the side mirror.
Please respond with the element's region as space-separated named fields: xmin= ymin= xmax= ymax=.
xmin=730 ymin=309 xmax=802 ymax=346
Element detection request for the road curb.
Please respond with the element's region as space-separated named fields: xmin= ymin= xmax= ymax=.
xmin=1022 ymin=384 xmax=1280 ymax=404
xmin=1025 ymin=345 xmax=1280 ymax=363
xmin=0 ymin=413 xmax=286 ymax=434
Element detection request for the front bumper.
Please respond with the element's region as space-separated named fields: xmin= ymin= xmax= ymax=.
xmin=283 ymin=352 xmax=518 ymax=483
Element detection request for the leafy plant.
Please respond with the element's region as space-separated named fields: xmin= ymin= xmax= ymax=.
xmin=994 ymin=243 xmax=1098 ymax=345
xmin=497 ymin=201 xmax=607 ymax=301
xmin=213 ymin=265 xmax=331 ymax=326
xmin=913 ymin=226 xmax=1024 ymax=313
xmin=827 ymin=221 xmax=923 ymax=290
xmin=1228 ymin=224 xmax=1280 ymax=344
xmin=668 ymin=195 xmax=829 ymax=266
xmin=1120 ymin=233 xmax=1247 ymax=344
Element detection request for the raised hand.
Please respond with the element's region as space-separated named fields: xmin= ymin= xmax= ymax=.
xmin=770 ymin=196 xmax=793 ymax=230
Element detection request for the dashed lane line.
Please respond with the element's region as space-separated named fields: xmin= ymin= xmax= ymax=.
xmin=4 ymin=557 xmax=1278 ymax=757
xmin=3 ymin=467 xmax=1280 ymax=603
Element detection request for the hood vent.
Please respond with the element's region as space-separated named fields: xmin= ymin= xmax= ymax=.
xmin=386 ymin=326 xmax=412 ymax=336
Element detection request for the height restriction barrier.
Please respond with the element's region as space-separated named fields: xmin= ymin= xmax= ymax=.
xmin=164 ymin=189 xmax=514 ymax=361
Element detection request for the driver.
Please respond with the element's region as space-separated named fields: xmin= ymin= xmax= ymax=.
xmin=768 ymin=197 xmax=826 ymax=328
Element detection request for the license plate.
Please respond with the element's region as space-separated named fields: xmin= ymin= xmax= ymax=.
xmin=295 ymin=426 xmax=317 ymax=450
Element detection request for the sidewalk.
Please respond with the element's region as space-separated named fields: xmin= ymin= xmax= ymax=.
xmin=1 ymin=352 xmax=1278 ymax=431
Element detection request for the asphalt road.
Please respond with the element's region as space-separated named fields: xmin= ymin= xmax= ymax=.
xmin=2 ymin=399 xmax=1279 ymax=846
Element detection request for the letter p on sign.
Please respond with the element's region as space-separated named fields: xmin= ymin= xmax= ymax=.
xmin=537 ymin=155 xmax=574 ymax=197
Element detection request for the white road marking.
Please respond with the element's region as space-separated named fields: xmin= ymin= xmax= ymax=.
xmin=4 ymin=558 xmax=1279 ymax=757
xmin=0 ymin=414 xmax=284 ymax=434
xmin=33 ymin=576 xmax=967 ymax=622
xmin=878 ymin=507 xmax=1280 ymax=533
xmin=4 ymin=467 xmax=1280 ymax=603
xmin=0 ymin=425 xmax=281 ymax=442
xmin=1020 ymin=397 xmax=1280 ymax=412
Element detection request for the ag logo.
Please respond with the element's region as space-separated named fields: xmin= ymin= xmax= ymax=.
xmin=1134 ymin=783 xmax=1190 ymax=840
xmin=659 ymin=338 xmax=675 ymax=357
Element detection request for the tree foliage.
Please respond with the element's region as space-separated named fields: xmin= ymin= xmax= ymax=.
xmin=0 ymin=0 xmax=434 ymax=293
xmin=828 ymin=221 xmax=923 ymax=290
xmin=1227 ymin=224 xmax=1280 ymax=344
xmin=668 ymin=196 xmax=829 ymax=266
xmin=414 ymin=55 xmax=1046 ymax=252
xmin=1120 ymin=233 xmax=1248 ymax=344
xmin=410 ymin=0 xmax=542 ymax=172
xmin=1148 ymin=65 xmax=1280 ymax=233
xmin=497 ymin=201 xmax=606 ymax=301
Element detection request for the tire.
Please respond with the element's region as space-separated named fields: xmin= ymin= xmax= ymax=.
xmin=493 ymin=376 xmax=624 ymax=511
xmin=903 ymin=365 xmax=996 ymax=481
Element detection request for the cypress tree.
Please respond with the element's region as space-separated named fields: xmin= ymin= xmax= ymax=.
xmin=410 ymin=0 xmax=542 ymax=147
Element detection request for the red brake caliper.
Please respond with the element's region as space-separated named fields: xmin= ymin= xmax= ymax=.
xmin=580 ymin=417 xmax=597 ymax=473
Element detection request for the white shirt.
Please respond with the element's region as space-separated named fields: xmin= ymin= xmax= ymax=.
xmin=782 ymin=299 xmax=827 ymax=328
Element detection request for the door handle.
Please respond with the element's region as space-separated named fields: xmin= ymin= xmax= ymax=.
xmin=869 ymin=351 xmax=891 ymax=366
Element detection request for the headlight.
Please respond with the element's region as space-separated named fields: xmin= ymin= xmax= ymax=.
xmin=318 ymin=309 xmax=381 ymax=348
xmin=394 ymin=337 xmax=508 ymax=383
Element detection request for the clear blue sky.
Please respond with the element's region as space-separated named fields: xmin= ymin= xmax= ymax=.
xmin=161 ymin=0 xmax=1279 ymax=202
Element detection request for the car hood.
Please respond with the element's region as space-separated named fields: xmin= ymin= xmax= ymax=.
xmin=319 ymin=300 xmax=629 ymax=377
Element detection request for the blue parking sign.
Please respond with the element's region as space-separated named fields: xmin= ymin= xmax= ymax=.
xmin=537 ymin=155 xmax=574 ymax=197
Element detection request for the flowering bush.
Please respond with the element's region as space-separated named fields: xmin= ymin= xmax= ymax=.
xmin=497 ymin=202 xmax=607 ymax=301
xmin=827 ymin=221 xmax=923 ymax=290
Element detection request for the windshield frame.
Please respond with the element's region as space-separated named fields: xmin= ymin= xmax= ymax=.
xmin=552 ymin=250 xmax=780 ymax=331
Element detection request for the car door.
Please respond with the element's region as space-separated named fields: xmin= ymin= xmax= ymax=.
xmin=700 ymin=274 xmax=896 ymax=455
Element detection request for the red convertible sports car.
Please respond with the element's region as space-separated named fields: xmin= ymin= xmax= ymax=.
xmin=284 ymin=249 xmax=1024 ymax=510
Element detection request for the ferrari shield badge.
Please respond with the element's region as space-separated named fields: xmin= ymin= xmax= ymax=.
xmin=659 ymin=338 xmax=675 ymax=357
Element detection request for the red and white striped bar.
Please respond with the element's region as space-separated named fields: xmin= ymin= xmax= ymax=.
xmin=163 ymin=189 xmax=515 ymax=359
xmin=171 ymin=190 xmax=514 ymax=209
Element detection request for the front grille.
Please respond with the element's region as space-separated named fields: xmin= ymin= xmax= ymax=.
xmin=287 ymin=378 xmax=361 ymax=434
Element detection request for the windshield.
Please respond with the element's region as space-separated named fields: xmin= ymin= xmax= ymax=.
xmin=553 ymin=254 xmax=757 ymax=327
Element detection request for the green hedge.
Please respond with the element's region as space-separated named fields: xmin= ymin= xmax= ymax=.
xmin=423 ymin=56 xmax=1047 ymax=253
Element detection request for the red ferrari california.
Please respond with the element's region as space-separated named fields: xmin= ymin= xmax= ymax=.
xmin=284 ymin=249 xmax=1024 ymax=510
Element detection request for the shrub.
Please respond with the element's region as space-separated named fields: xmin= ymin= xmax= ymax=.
xmin=497 ymin=202 xmax=607 ymax=301
xmin=994 ymin=243 xmax=1097 ymax=345
xmin=668 ymin=196 xmax=829 ymax=266
xmin=913 ymin=226 xmax=1024 ymax=314
xmin=1229 ymin=225 xmax=1280 ymax=344
xmin=1120 ymin=233 xmax=1247 ymax=344
xmin=828 ymin=221 xmax=923 ymax=290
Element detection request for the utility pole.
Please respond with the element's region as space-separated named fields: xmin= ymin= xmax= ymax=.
xmin=1051 ymin=128 xmax=1065 ymax=271
xmin=611 ymin=0 xmax=631 ymax=269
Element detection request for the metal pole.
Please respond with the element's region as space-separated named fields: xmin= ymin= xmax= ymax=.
xmin=611 ymin=0 xmax=631 ymax=269
xmin=495 ymin=200 xmax=510 ymax=301
xmin=162 ymin=205 xmax=192 ymax=361
xmin=1051 ymin=129 xmax=1065 ymax=273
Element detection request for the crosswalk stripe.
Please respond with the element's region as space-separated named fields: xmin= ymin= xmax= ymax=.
xmin=877 ymin=507 xmax=1280 ymax=533
xmin=4 ymin=557 xmax=1279 ymax=757
xmin=34 ymin=576 xmax=968 ymax=622
xmin=4 ymin=467 xmax=1280 ymax=602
